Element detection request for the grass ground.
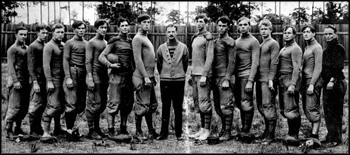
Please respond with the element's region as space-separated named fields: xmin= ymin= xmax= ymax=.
xmin=1 ymin=63 xmax=349 ymax=153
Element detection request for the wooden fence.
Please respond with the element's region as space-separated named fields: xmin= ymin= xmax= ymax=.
xmin=1 ymin=23 xmax=349 ymax=63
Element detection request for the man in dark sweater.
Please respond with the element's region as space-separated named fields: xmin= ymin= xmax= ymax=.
xmin=99 ymin=18 xmax=135 ymax=140
xmin=300 ymin=25 xmax=323 ymax=144
xmin=156 ymin=24 xmax=189 ymax=141
xmin=131 ymin=14 xmax=159 ymax=141
xmin=63 ymin=20 xmax=87 ymax=141
xmin=85 ymin=19 xmax=109 ymax=140
xmin=234 ymin=16 xmax=260 ymax=143
xmin=211 ymin=16 xmax=236 ymax=141
xmin=188 ymin=14 xmax=214 ymax=141
xmin=5 ymin=26 xmax=30 ymax=141
xmin=255 ymin=19 xmax=280 ymax=144
xmin=277 ymin=25 xmax=303 ymax=146
xmin=321 ymin=25 xmax=347 ymax=147
xmin=26 ymin=24 xmax=50 ymax=138
xmin=41 ymin=24 xmax=66 ymax=141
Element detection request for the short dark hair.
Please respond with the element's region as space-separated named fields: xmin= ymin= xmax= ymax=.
xmin=15 ymin=26 xmax=28 ymax=34
xmin=117 ymin=18 xmax=129 ymax=27
xmin=216 ymin=16 xmax=232 ymax=26
xmin=301 ymin=25 xmax=315 ymax=33
xmin=94 ymin=19 xmax=108 ymax=29
xmin=137 ymin=14 xmax=151 ymax=23
xmin=35 ymin=24 xmax=51 ymax=32
xmin=325 ymin=24 xmax=337 ymax=33
xmin=165 ymin=24 xmax=177 ymax=31
xmin=238 ymin=16 xmax=250 ymax=25
xmin=51 ymin=24 xmax=65 ymax=32
xmin=72 ymin=20 xmax=86 ymax=29
xmin=195 ymin=14 xmax=209 ymax=23
xmin=283 ymin=25 xmax=297 ymax=35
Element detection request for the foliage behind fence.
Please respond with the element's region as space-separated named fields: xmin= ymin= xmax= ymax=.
xmin=1 ymin=23 xmax=349 ymax=62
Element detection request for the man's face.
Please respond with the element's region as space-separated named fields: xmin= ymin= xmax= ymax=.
xmin=16 ymin=30 xmax=28 ymax=43
xmin=166 ymin=26 xmax=177 ymax=40
xmin=53 ymin=28 xmax=65 ymax=41
xmin=217 ymin=21 xmax=228 ymax=35
xmin=303 ymin=27 xmax=315 ymax=41
xmin=283 ymin=27 xmax=295 ymax=42
xmin=195 ymin=18 xmax=206 ymax=31
xmin=37 ymin=29 xmax=49 ymax=42
xmin=118 ymin=21 xmax=129 ymax=34
xmin=259 ymin=25 xmax=271 ymax=38
xmin=324 ymin=28 xmax=337 ymax=42
xmin=140 ymin=19 xmax=151 ymax=31
xmin=238 ymin=19 xmax=250 ymax=34
xmin=74 ymin=24 xmax=86 ymax=37
xmin=97 ymin=23 xmax=108 ymax=36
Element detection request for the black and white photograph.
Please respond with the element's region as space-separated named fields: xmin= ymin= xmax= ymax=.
xmin=1 ymin=1 xmax=348 ymax=153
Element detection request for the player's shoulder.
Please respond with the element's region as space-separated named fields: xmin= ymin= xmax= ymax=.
xmin=203 ymin=31 xmax=213 ymax=40
xmin=107 ymin=36 xmax=121 ymax=44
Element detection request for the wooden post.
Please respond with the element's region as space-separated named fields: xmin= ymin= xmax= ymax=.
xmin=68 ymin=1 xmax=71 ymax=25
xmin=298 ymin=1 xmax=300 ymax=25
xmin=311 ymin=1 xmax=314 ymax=23
xmin=82 ymin=1 xmax=84 ymax=21
xmin=27 ymin=1 xmax=29 ymax=24
xmin=54 ymin=2 xmax=56 ymax=23
xmin=40 ymin=1 xmax=43 ymax=24
xmin=48 ymin=1 xmax=50 ymax=24
xmin=59 ymin=2 xmax=61 ymax=23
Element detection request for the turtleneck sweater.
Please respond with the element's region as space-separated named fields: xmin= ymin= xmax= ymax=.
xmin=212 ymin=34 xmax=236 ymax=80
xmin=257 ymin=36 xmax=280 ymax=82
xmin=43 ymin=38 xmax=65 ymax=83
xmin=235 ymin=32 xmax=260 ymax=81
xmin=302 ymin=38 xmax=323 ymax=85
xmin=63 ymin=35 xmax=88 ymax=78
xmin=278 ymin=40 xmax=302 ymax=85
xmin=85 ymin=33 xmax=108 ymax=78
xmin=7 ymin=40 xmax=29 ymax=83
xmin=27 ymin=39 xmax=45 ymax=83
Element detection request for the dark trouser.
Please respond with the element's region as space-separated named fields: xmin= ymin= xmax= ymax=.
xmin=278 ymin=74 xmax=301 ymax=137
xmin=107 ymin=74 xmax=134 ymax=129
xmin=192 ymin=75 xmax=212 ymax=129
xmin=234 ymin=76 xmax=254 ymax=133
xmin=5 ymin=82 xmax=30 ymax=127
xmin=86 ymin=71 xmax=108 ymax=129
xmin=28 ymin=81 xmax=46 ymax=133
xmin=63 ymin=66 xmax=87 ymax=129
xmin=159 ymin=80 xmax=185 ymax=138
xmin=323 ymin=79 xmax=347 ymax=143
xmin=300 ymin=77 xmax=323 ymax=123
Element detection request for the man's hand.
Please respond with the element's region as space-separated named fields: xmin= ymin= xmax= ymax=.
xmin=87 ymin=78 xmax=95 ymax=91
xmin=47 ymin=81 xmax=55 ymax=93
xmin=33 ymin=81 xmax=40 ymax=93
xmin=65 ymin=77 xmax=74 ymax=89
xmin=326 ymin=81 xmax=334 ymax=90
xmin=222 ymin=79 xmax=229 ymax=89
xmin=268 ymin=80 xmax=275 ymax=92
xmin=144 ymin=77 xmax=152 ymax=86
xmin=307 ymin=84 xmax=314 ymax=95
xmin=13 ymin=82 xmax=22 ymax=89
xmin=287 ymin=84 xmax=295 ymax=95
xmin=199 ymin=76 xmax=207 ymax=87
xmin=110 ymin=63 xmax=121 ymax=69
xmin=245 ymin=80 xmax=253 ymax=92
